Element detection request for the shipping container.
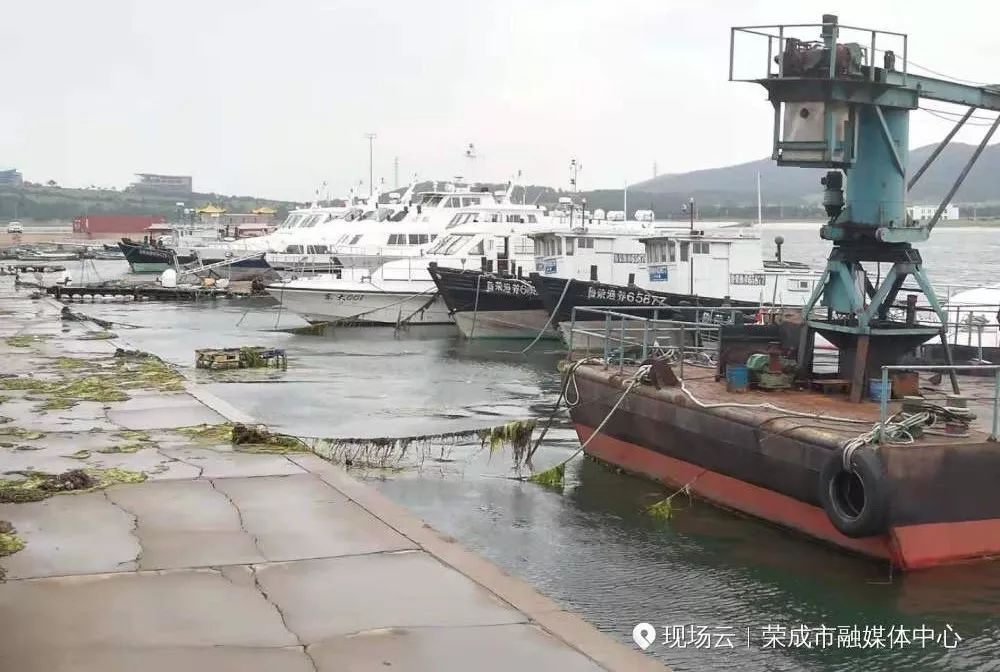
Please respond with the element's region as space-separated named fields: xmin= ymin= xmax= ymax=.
xmin=72 ymin=215 xmax=167 ymax=236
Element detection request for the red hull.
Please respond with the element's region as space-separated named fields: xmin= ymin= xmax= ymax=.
xmin=577 ymin=423 xmax=1000 ymax=570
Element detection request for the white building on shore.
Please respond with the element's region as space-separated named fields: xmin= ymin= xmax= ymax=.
xmin=908 ymin=204 xmax=959 ymax=221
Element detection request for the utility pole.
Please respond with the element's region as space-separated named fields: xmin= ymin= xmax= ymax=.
xmin=364 ymin=133 xmax=377 ymax=197
xmin=393 ymin=156 xmax=399 ymax=189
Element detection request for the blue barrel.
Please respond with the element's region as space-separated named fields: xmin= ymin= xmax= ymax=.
xmin=869 ymin=378 xmax=891 ymax=402
xmin=726 ymin=364 xmax=749 ymax=392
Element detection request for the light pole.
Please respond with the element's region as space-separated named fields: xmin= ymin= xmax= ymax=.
xmin=364 ymin=133 xmax=377 ymax=198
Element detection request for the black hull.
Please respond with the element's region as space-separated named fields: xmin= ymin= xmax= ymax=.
xmin=529 ymin=273 xmax=764 ymax=324
xmin=428 ymin=265 xmax=544 ymax=315
xmin=117 ymin=239 xmax=194 ymax=269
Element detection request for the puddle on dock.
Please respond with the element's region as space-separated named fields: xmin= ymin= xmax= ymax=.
xmin=37 ymin=236 xmax=1000 ymax=672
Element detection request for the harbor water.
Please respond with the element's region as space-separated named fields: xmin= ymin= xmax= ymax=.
xmin=57 ymin=225 xmax=1000 ymax=671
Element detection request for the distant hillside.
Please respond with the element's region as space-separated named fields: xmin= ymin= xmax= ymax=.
xmin=629 ymin=142 xmax=1000 ymax=207
xmin=0 ymin=184 xmax=298 ymax=222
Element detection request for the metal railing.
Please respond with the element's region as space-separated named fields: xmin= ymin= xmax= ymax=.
xmin=567 ymin=305 xmax=736 ymax=375
xmin=729 ymin=21 xmax=908 ymax=83
xmin=878 ymin=365 xmax=1000 ymax=442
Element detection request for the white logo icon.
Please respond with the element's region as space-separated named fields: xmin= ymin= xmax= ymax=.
xmin=633 ymin=622 xmax=656 ymax=650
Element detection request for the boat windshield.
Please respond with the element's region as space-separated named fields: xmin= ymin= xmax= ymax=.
xmin=427 ymin=233 xmax=474 ymax=255
xmin=419 ymin=194 xmax=444 ymax=207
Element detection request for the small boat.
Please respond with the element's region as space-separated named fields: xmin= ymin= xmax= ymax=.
xmin=16 ymin=250 xmax=79 ymax=262
xmin=118 ymin=238 xmax=193 ymax=273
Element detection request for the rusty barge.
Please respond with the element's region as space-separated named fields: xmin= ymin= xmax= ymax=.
xmin=560 ymin=15 xmax=1000 ymax=570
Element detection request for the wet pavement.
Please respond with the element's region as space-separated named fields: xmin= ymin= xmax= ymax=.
xmin=0 ymin=286 xmax=661 ymax=672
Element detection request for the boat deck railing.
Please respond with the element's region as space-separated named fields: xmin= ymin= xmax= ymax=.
xmin=567 ymin=305 xmax=733 ymax=374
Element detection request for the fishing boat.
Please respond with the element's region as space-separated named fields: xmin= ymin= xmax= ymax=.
xmin=117 ymin=238 xmax=193 ymax=273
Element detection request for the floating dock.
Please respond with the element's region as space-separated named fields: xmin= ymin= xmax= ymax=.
xmin=46 ymin=283 xmax=260 ymax=302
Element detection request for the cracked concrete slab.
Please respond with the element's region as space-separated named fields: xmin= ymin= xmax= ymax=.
xmin=0 ymin=435 xmax=199 ymax=481
xmin=251 ymin=551 xmax=526 ymax=643
xmin=0 ymin=569 xmax=301 ymax=665
xmin=9 ymin=646 xmax=317 ymax=672
xmin=106 ymin=392 xmax=226 ymax=429
xmin=105 ymin=480 xmax=265 ymax=570
xmin=157 ymin=444 xmax=306 ymax=479
xmin=0 ymin=491 xmax=140 ymax=579
xmin=309 ymin=623 xmax=607 ymax=671
xmin=212 ymin=474 xmax=416 ymax=561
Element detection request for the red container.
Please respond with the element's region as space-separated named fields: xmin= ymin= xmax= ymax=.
xmin=72 ymin=215 xmax=167 ymax=235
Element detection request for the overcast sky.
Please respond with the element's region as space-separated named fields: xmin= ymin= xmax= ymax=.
xmin=3 ymin=0 xmax=999 ymax=201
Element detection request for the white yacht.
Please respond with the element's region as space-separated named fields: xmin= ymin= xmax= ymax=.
xmin=265 ymin=203 xmax=549 ymax=325
xmin=265 ymin=181 xmax=516 ymax=276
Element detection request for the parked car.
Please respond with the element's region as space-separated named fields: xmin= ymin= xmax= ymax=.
xmin=6 ymin=221 xmax=22 ymax=234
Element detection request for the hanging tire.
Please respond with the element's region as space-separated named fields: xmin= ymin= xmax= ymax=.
xmin=818 ymin=447 xmax=890 ymax=538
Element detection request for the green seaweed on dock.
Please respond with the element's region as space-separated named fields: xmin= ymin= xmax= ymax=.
xmin=98 ymin=443 xmax=148 ymax=454
xmin=0 ymin=521 xmax=25 ymax=558
xmin=0 ymin=468 xmax=146 ymax=504
xmin=177 ymin=423 xmax=234 ymax=443
xmin=5 ymin=334 xmax=51 ymax=348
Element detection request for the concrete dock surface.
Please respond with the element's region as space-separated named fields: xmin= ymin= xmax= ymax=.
xmin=0 ymin=291 xmax=664 ymax=671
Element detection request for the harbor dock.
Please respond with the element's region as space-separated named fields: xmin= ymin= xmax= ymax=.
xmin=0 ymin=290 xmax=662 ymax=671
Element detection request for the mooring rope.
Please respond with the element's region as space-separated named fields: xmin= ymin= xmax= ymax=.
xmin=469 ymin=274 xmax=482 ymax=338
xmin=520 ymin=278 xmax=572 ymax=354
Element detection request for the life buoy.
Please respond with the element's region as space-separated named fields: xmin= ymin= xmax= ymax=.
xmin=818 ymin=446 xmax=890 ymax=538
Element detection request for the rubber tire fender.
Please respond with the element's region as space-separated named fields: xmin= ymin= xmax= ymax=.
xmin=818 ymin=447 xmax=890 ymax=538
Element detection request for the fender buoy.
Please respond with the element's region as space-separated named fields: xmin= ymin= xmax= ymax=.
xmin=818 ymin=447 xmax=890 ymax=538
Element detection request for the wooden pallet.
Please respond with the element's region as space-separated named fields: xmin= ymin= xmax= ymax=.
xmin=195 ymin=347 xmax=288 ymax=371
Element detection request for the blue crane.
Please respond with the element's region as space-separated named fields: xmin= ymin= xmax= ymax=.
xmin=731 ymin=14 xmax=1000 ymax=401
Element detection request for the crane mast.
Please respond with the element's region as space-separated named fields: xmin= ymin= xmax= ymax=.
xmin=731 ymin=14 xmax=1000 ymax=400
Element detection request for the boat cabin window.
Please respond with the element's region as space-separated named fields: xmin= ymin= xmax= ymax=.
xmin=408 ymin=234 xmax=430 ymax=245
xmin=286 ymin=245 xmax=303 ymax=254
xmin=349 ymin=234 xmax=363 ymax=245
xmin=565 ymin=237 xmax=574 ymax=256
xmin=427 ymin=233 xmax=472 ymax=255
xmin=306 ymin=245 xmax=329 ymax=254
xmin=511 ymin=236 xmax=534 ymax=256
xmin=680 ymin=242 xmax=689 ymax=262
xmin=668 ymin=240 xmax=676 ymax=262
xmin=693 ymin=241 xmax=710 ymax=255
xmin=648 ymin=242 xmax=667 ymax=263
xmin=387 ymin=234 xmax=410 ymax=245
xmin=461 ymin=197 xmax=481 ymax=207
xmin=468 ymin=239 xmax=485 ymax=256
xmin=444 ymin=197 xmax=462 ymax=208
xmin=505 ymin=214 xmax=526 ymax=223
xmin=420 ymin=195 xmax=443 ymax=207
xmin=577 ymin=237 xmax=594 ymax=249
xmin=448 ymin=213 xmax=478 ymax=228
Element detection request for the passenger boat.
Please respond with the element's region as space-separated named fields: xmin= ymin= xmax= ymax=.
xmin=265 ymin=203 xmax=549 ymax=325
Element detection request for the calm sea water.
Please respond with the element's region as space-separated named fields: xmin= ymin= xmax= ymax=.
xmin=59 ymin=226 xmax=1000 ymax=671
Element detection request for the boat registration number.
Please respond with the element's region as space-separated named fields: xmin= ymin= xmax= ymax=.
xmin=324 ymin=293 xmax=364 ymax=302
